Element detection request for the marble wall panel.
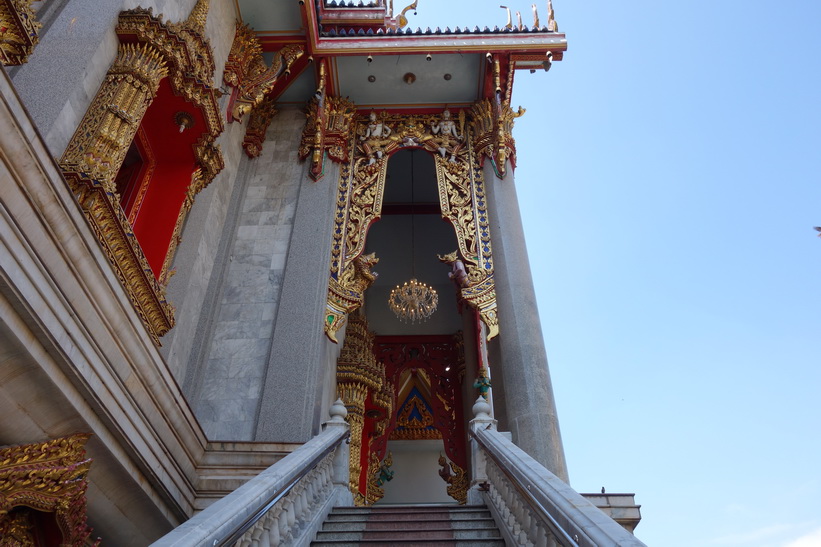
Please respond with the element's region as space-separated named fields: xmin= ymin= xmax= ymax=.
xmin=189 ymin=109 xmax=307 ymax=441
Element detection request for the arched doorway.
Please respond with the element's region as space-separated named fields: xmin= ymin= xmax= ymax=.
xmin=340 ymin=149 xmax=479 ymax=505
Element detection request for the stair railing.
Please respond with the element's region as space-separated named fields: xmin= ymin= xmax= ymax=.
xmin=468 ymin=397 xmax=647 ymax=547
xmin=152 ymin=400 xmax=352 ymax=547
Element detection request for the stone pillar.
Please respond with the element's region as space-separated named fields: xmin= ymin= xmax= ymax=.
xmin=254 ymin=160 xmax=342 ymax=442
xmin=483 ymin=160 xmax=569 ymax=482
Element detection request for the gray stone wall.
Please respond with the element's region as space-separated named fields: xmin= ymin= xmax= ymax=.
xmin=186 ymin=109 xmax=308 ymax=441
xmin=160 ymin=0 xmax=247 ymax=381
xmin=253 ymin=154 xmax=343 ymax=443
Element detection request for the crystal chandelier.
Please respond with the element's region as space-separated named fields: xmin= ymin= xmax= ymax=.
xmin=389 ymin=278 xmax=438 ymax=323
xmin=388 ymin=151 xmax=438 ymax=322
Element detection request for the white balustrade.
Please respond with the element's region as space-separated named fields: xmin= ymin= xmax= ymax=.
xmin=469 ymin=397 xmax=647 ymax=547
xmin=152 ymin=400 xmax=352 ymax=547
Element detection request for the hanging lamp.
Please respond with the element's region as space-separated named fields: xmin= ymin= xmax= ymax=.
xmin=388 ymin=151 xmax=438 ymax=323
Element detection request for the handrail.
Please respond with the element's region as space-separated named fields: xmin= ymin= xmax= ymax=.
xmin=152 ymin=425 xmax=348 ymax=547
xmin=473 ymin=426 xmax=647 ymax=547
xmin=473 ymin=427 xmax=579 ymax=545
xmin=215 ymin=430 xmax=346 ymax=547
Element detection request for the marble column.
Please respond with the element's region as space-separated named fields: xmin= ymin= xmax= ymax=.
xmin=483 ymin=160 xmax=569 ymax=482
xmin=254 ymin=160 xmax=342 ymax=442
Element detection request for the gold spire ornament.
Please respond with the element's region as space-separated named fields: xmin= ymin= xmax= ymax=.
xmin=183 ymin=0 xmax=210 ymax=34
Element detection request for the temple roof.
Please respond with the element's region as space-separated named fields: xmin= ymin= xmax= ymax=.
xmin=237 ymin=0 xmax=567 ymax=108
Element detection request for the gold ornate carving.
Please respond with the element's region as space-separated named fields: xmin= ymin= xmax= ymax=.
xmin=338 ymin=381 xmax=367 ymax=499
xmin=183 ymin=0 xmax=209 ymax=35
xmin=299 ymin=95 xmax=357 ymax=181
xmin=393 ymin=395 xmax=440 ymax=440
xmin=60 ymin=4 xmax=225 ymax=343
xmin=63 ymin=176 xmax=175 ymax=344
xmin=230 ymin=44 xmax=304 ymax=121
xmin=470 ymin=98 xmax=524 ymax=178
xmin=61 ymin=43 xmax=168 ymax=191
xmin=223 ymin=22 xmax=260 ymax=89
xmin=0 ymin=508 xmax=35 ymax=546
xmin=0 ymin=434 xmax=98 ymax=546
xmin=395 ymin=0 xmax=418 ymax=28
xmin=242 ymin=93 xmax=278 ymax=158
xmin=365 ymin=451 xmax=393 ymax=505
xmin=116 ymin=7 xmax=224 ymax=187
xmin=324 ymin=108 xmax=501 ymax=339
xmin=336 ymin=312 xmax=395 ymax=505
xmin=224 ymin=23 xmax=306 ymax=157
xmin=0 ymin=0 xmax=41 ymax=65
xmin=325 ymin=252 xmax=379 ymax=343
xmin=547 ymin=0 xmax=558 ymax=31
xmin=438 ymin=455 xmax=468 ymax=505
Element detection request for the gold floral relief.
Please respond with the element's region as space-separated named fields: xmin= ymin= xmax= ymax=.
xmin=60 ymin=4 xmax=225 ymax=343
xmin=0 ymin=434 xmax=98 ymax=546
xmin=298 ymin=94 xmax=357 ymax=181
xmin=0 ymin=0 xmax=41 ymax=65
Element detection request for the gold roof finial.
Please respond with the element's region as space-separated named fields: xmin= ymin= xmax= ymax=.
xmin=396 ymin=0 xmax=418 ymax=29
xmin=500 ymin=5 xmax=512 ymax=30
xmin=184 ymin=0 xmax=210 ymax=34
xmin=547 ymin=0 xmax=558 ymax=32
xmin=532 ymin=4 xmax=540 ymax=28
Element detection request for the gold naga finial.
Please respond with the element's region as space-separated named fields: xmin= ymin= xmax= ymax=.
xmin=396 ymin=0 xmax=418 ymax=29
xmin=184 ymin=0 xmax=210 ymax=34
xmin=532 ymin=4 xmax=540 ymax=28
xmin=547 ymin=0 xmax=558 ymax=32
xmin=516 ymin=10 xmax=523 ymax=30
xmin=500 ymin=5 xmax=512 ymax=30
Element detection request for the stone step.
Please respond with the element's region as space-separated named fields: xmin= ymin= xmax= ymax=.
xmin=314 ymin=526 xmax=503 ymax=541
xmin=320 ymin=518 xmax=499 ymax=532
xmin=311 ymin=541 xmax=506 ymax=547
xmin=311 ymin=504 xmax=505 ymax=547
xmin=329 ymin=505 xmax=488 ymax=513
xmin=326 ymin=510 xmax=493 ymax=522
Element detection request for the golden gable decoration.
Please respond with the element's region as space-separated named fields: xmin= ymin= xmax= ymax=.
xmin=59 ymin=1 xmax=224 ymax=344
xmin=0 ymin=0 xmax=41 ymax=65
xmin=0 ymin=434 xmax=98 ymax=546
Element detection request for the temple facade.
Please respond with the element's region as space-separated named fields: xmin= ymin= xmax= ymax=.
xmin=0 ymin=0 xmax=642 ymax=544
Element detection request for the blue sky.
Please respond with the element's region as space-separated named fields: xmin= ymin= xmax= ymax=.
xmin=414 ymin=1 xmax=821 ymax=545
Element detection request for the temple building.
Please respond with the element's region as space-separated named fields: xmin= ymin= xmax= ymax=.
xmin=0 ymin=0 xmax=643 ymax=544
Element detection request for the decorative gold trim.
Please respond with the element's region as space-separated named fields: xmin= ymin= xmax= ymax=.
xmin=298 ymin=94 xmax=357 ymax=181
xmin=242 ymin=94 xmax=278 ymax=158
xmin=325 ymin=252 xmax=379 ymax=343
xmin=438 ymin=455 xmax=468 ymax=505
xmin=0 ymin=0 xmax=41 ymax=65
xmin=469 ymin=97 xmax=524 ymax=178
xmin=116 ymin=7 xmax=225 ymax=187
xmin=60 ymin=5 xmax=225 ymax=344
xmin=230 ymin=44 xmax=304 ymax=121
xmin=60 ymin=43 xmax=169 ymax=191
xmin=0 ymin=434 xmax=98 ymax=546
xmin=126 ymin=126 xmax=156 ymax=226
xmin=322 ymin=107 xmax=500 ymax=340
xmin=65 ymin=175 xmax=175 ymax=344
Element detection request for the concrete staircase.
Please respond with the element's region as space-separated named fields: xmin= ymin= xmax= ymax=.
xmin=311 ymin=505 xmax=506 ymax=546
